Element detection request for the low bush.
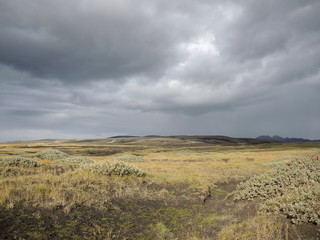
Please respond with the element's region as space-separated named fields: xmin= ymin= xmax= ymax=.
xmin=14 ymin=150 xmax=27 ymax=155
xmin=0 ymin=156 xmax=41 ymax=167
xmin=60 ymin=157 xmax=94 ymax=164
xmin=34 ymin=150 xmax=69 ymax=160
xmin=114 ymin=154 xmax=145 ymax=162
xmin=34 ymin=150 xmax=94 ymax=164
xmin=220 ymin=158 xmax=230 ymax=163
xmin=81 ymin=160 xmax=146 ymax=177
xmin=234 ymin=153 xmax=320 ymax=224
xmin=261 ymin=183 xmax=320 ymax=224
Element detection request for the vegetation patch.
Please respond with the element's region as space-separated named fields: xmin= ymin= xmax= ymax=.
xmin=60 ymin=156 xmax=94 ymax=164
xmin=81 ymin=160 xmax=146 ymax=177
xmin=220 ymin=158 xmax=230 ymax=163
xmin=235 ymin=153 xmax=320 ymax=224
xmin=218 ymin=214 xmax=287 ymax=240
xmin=34 ymin=149 xmax=70 ymax=160
xmin=1 ymin=138 xmax=320 ymax=239
xmin=114 ymin=154 xmax=145 ymax=162
xmin=0 ymin=156 xmax=41 ymax=167
xmin=34 ymin=149 xmax=94 ymax=164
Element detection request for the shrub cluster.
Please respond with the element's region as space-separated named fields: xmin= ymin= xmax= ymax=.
xmin=34 ymin=150 xmax=94 ymax=164
xmin=114 ymin=154 xmax=145 ymax=162
xmin=0 ymin=156 xmax=41 ymax=167
xmin=60 ymin=157 xmax=94 ymax=164
xmin=14 ymin=150 xmax=27 ymax=155
xmin=81 ymin=160 xmax=146 ymax=177
xmin=220 ymin=158 xmax=230 ymax=163
xmin=234 ymin=154 xmax=320 ymax=224
xmin=34 ymin=149 xmax=69 ymax=160
xmin=261 ymin=183 xmax=320 ymax=224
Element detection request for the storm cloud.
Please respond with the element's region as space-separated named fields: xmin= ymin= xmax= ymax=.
xmin=0 ymin=0 xmax=320 ymax=141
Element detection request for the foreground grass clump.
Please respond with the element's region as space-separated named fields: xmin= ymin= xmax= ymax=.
xmin=81 ymin=160 xmax=146 ymax=177
xmin=34 ymin=149 xmax=69 ymax=160
xmin=0 ymin=156 xmax=41 ymax=167
xmin=235 ymin=153 xmax=320 ymax=224
xmin=218 ymin=214 xmax=287 ymax=240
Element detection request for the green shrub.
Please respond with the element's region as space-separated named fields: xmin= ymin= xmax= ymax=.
xmin=34 ymin=149 xmax=94 ymax=164
xmin=0 ymin=156 xmax=41 ymax=167
xmin=152 ymin=222 xmax=173 ymax=239
xmin=14 ymin=150 xmax=27 ymax=155
xmin=261 ymin=183 xmax=320 ymax=224
xmin=114 ymin=154 xmax=145 ymax=162
xmin=234 ymin=153 xmax=320 ymax=224
xmin=34 ymin=150 xmax=69 ymax=160
xmin=60 ymin=157 xmax=94 ymax=164
xmin=220 ymin=158 xmax=230 ymax=163
xmin=81 ymin=160 xmax=145 ymax=177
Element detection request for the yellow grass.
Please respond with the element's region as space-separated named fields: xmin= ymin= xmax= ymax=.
xmin=1 ymin=138 xmax=319 ymax=239
xmin=134 ymin=148 xmax=316 ymax=186
xmin=1 ymin=141 xmax=317 ymax=187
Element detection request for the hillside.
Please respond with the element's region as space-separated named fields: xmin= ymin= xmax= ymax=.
xmin=2 ymin=135 xmax=276 ymax=147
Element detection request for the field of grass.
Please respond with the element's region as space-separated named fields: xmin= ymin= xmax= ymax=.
xmin=0 ymin=136 xmax=320 ymax=239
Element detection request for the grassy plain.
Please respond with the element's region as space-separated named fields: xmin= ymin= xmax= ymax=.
xmin=0 ymin=136 xmax=319 ymax=239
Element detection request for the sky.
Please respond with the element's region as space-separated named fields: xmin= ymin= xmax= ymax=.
xmin=1 ymin=0 xmax=320 ymax=141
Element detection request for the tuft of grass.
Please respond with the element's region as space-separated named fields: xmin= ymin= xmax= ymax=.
xmin=217 ymin=214 xmax=287 ymax=240
xmin=220 ymin=158 xmax=230 ymax=163
xmin=0 ymin=156 xmax=41 ymax=167
xmin=152 ymin=222 xmax=173 ymax=239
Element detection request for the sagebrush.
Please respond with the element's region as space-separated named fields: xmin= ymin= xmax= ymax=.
xmin=34 ymin=149 xmax=69 ymax=160
xmin=34 ymin=150 xmax=94 ymax=164
xmin=114 ymin=154 xmax=145 ymax=162
xmin=81 ymin=160 xmax=146 ymax=177
xmin=0 ymin=156 xmax=41 ymax=167
xmin=235 ymin=153 xmax=320 ymax=224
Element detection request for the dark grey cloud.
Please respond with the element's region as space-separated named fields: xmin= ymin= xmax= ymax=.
xmin=0 ymin=0 xmax=320 ymax=141
xmin=0 ymin=0 xmax=209 ymax=81
xmin=224 ymin=0 xmax=320 ymax=60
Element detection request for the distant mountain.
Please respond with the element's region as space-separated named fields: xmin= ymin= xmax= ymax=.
xmin=257 ymin=135 xmax=320 ymax=143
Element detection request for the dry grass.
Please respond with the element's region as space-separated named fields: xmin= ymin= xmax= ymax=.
xmin=0 ymin=166 xmax=173 ymax=211
xmin=0 ymin=138 xmax=319 ymax=239
xmin=135 ymin=149 xmax=315 ymax=187
xmin=217 ymin=213 xmax=290 ymax=240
